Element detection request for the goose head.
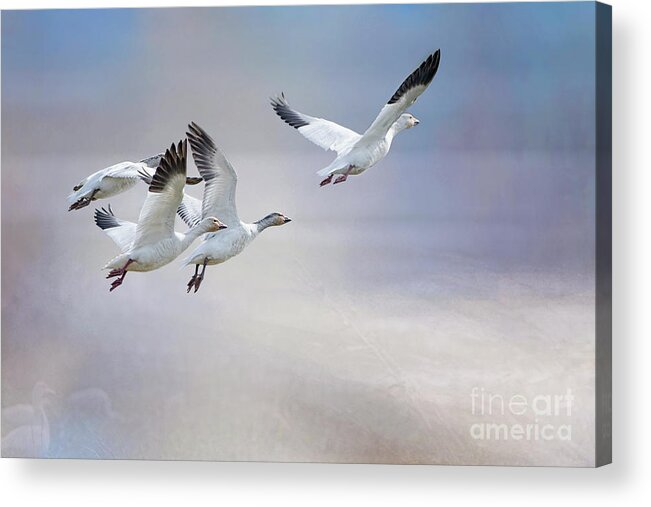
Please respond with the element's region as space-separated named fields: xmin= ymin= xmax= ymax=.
xmin=201 ymin=217 xmax=228 ymax=233
xmin=396 ymin=113 xmax=420 ymax=131
xmin=140 ymin=153 xmax=165 ymax=168
xmin=267 ymin=213 xmax=292 ymax=226
xmin=256 ymin=213 xmax=292 ymax=231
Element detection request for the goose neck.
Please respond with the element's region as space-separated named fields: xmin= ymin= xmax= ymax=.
xmin=182 ymin=223 xmax=211 ymax=248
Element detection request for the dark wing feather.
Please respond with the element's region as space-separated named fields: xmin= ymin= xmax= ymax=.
xmin=271 ymin=93 xmax=310 ymax=129
xmin=148 ymin=140 xmax=187 ymax=194
xmin=94 ymin=205 xmax=137 ymax=252
xmin=361 ymin=50 xmax=441 ymax=143
xmin=388 ymin=51 xmax=440 ymax=105
xmin=94 ymin=205 xmax=121 ymax=230
xmin=186 ymin=122 xmax=240 ymax=227
xmin=270 ymin=93 xmax=361 ymax=154
xmin=132 ymin=140 xmax=188 ymax=249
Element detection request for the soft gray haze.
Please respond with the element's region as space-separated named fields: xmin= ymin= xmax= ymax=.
xmin=3 ymin=3 xmax=596 ymax=465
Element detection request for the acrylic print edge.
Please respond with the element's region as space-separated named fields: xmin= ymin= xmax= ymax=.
xmin=595 ymin=0 xmax=612 ymax=468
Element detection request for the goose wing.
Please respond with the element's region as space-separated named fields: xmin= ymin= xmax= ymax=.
xmin=360 ymin=51 xmax=440 ymax=144
xmin=186 ymin=122 xmax=240 ymax=227
xmin=68 ymin=162 xmax=150 ymax=207
xmin=103 ymin=161 xmax=147 ymax=180
xmin=177 ymin=193 xmax=203 ymax=228
xmin=94 ymin=205 xmax=137 ymax=253
xmin=271 ymin=93 xmax=361 ymax=155
xmin=132 ymin=140 xmax=188 ymax=249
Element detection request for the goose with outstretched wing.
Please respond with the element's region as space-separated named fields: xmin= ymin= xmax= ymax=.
xmin=94 ymin=140 xmax=227 ymax=292
xmin=271 ymin=50 xmax=440 ymax=186
xmin=68 ymin=154 xmax=202 ymax=211
xmin=179 ymin=122 xmax=292 ymax=293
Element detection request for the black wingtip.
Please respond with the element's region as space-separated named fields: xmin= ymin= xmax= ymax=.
xmin=270 ymin=93 xmax=309 ymax=129
xmin=431 ymin=49 xmax=441 ymax=73
xmin=270 ymin=92 xmax=287 ymax=106
xmin=94 ymin=205 xmax=120 ymax=230
xmin=387 ymin=50 xmax=441 ymax=105
xmin=186 ymin=122 xmax=219 ymax=182
xmin=148 ymin=139 xmax=187 ymax=193
xmin=188 ymin=121 xmax=200 ymax=134
xmin=187 ymin=122 xmax=213 ymax=147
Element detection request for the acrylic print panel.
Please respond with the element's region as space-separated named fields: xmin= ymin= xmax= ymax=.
xmin=1 ymin=2 xmax=611 ymax=466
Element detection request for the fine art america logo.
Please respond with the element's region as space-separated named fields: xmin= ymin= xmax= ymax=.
xmin=469 ymin=387 xmax=574 ymax=441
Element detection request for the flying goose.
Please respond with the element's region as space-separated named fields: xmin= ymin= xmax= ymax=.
xmin=179 ymin=122 xmax=292 ymax=293
xmin=271 ymin=50 xmax=441 ymax=186
xmin=68 ymin=154 xmax=202 ymax=211
xmin=94 ymin=140 xmax=227 ymax=291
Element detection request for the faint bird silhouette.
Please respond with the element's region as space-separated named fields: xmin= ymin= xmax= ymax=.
xmin=65 ymin=387 xmax=123 ymax=422
xmin=2 ymin=382 xmax=56 ymax=457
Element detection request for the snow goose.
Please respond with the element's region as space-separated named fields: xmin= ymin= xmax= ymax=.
xmin=1 ymin=382 xmax=56 ymax=458
xmin=271 ymin=50 xmax=440 ymax=186
xmin=68 ymin=154 xmax=202 ymax=211
xmin=180 ymin=122 xmax=292 ymax=293
xmin=94 ymin=140 xmax=227 ymax=291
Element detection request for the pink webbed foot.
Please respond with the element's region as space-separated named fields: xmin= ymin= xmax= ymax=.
xmin=107 ymin=259 xmax=133 ymax=292
xmin=68 ymin=197 xmax=91 ymax=211
xmin=192 ymin=274 xmax=205 ymax=293
xmin=187 ymin=272 xmax=204 ymax=293
xmin=106 ymin=269 xmax=124 ymax=279
xmin=187 ymin=260 xmax=208 ymax=294
xmin=333 ymin=174 xmax=348 ymax=184
xmin=319 ymin=175 xmax=333 ymax=187
xmin=109 ymin=277 xmax=125 ymax=292
xmin=68 ymin=189 xmax=98 ymax=211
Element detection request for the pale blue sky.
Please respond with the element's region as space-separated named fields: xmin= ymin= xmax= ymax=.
xmin=2 ymin=3 xmax=597 ymax=234
xmin=3 ymin=3 xmax=595 ymax=154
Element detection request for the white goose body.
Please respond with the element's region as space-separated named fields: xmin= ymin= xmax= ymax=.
xmin=182 ymin=215 xmax=287 ymax=268
xmin=336 ymin=133 xmax=396 ymax=176
xmin=271 ymin=50 xmax=440 ymax=186
xmin=68 ymin=155 xmax=202 ymax=211
xmin=179 ymin=123 xmax=292 ymax=292
xmin=94 ymin=140 xmax=226 ymax=291
xmin=67 ymin=157 xmax=162 ymax=211
xmin=183 ymin=222 xmax=257 ymax=266
xmin=103 ymin=231 xmax=205 ymax=273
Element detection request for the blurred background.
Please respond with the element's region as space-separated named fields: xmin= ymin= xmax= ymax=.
xmin=2 ymin=3 xmax=596 ymax=465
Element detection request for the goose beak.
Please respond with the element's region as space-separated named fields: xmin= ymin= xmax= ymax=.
xmin=283 ymin=217 xmax=292 ymax=223
xmin=218 ymin=223 xmax=228 ymax=230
